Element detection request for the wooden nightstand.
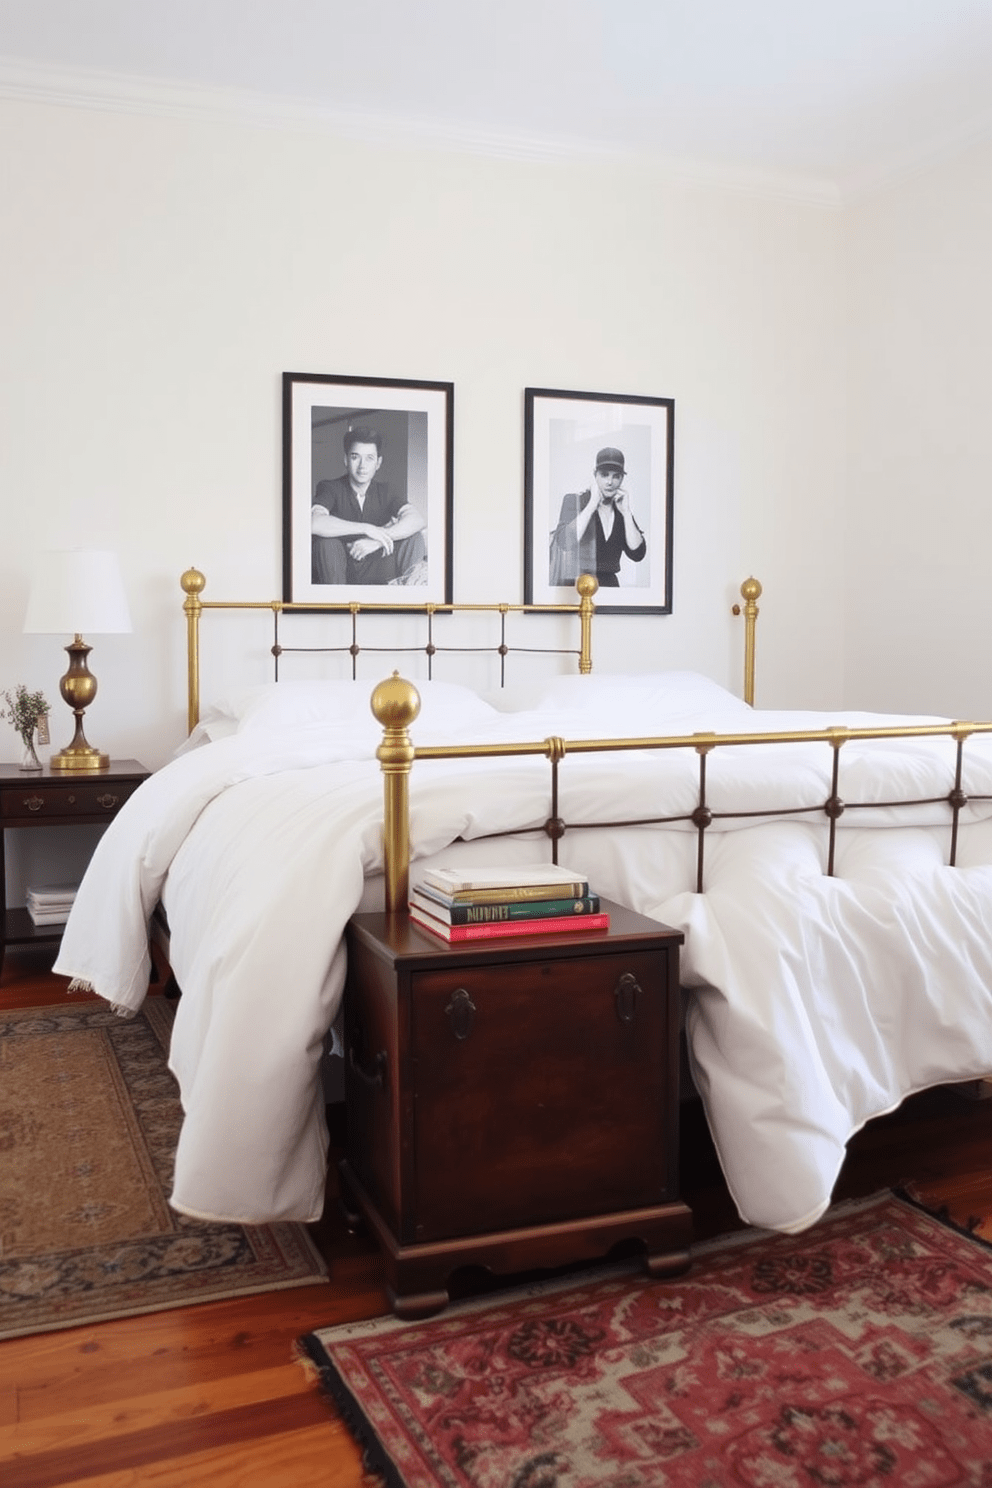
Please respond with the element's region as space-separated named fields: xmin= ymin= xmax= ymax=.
xmin=0 ymin=759 xmax=150 ymax=977
xmin=340 ymin=900 xmax=693 ymax=1318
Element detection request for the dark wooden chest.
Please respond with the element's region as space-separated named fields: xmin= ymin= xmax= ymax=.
xmin=341 ymin=899 xmax=693 ymax=1316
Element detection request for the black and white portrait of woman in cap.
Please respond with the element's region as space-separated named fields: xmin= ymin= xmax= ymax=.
xmin=548 ymin=446 xmax=647 ymax=587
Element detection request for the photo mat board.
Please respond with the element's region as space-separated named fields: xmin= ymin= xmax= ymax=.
xmin=283 ymin=373 xmax=453 ymax=607
xmin=524 ymin=387 xmax=674 ymax=614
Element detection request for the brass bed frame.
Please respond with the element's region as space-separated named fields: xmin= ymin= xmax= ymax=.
xmin=179 ymin=568 xmax=992 ymax=919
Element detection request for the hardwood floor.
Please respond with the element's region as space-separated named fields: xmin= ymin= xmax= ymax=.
xmin=2 ymin=945 xmax=991 ymax=1486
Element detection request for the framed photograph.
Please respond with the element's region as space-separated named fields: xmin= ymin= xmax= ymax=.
xmin=283 ymin=373 xmax=453 ymax=606
xmin=524 ymin=387 xmax=674 ymax=614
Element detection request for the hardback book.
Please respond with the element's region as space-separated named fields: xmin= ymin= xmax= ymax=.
xmin=420 ymin=864 xmax=589 ymax=903
xmin=26 ymin=882 xmax=79 ymax=907
xmin=411 ymin=886 xmax=601 ymax=924
xmin=408 ymin=903 xmax=610 ymax=943
xmin=26 ymin=906 xmax=72 ymax=926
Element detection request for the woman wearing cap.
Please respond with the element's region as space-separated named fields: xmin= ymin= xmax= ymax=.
xmin=549 ymin=446 xmax=646 ymax=587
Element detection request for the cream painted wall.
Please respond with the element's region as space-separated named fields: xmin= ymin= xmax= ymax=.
xmin=844 ymin=137 xmax=992 ymax=718
xmin=1 ymin=98 xmax=845 ymax=900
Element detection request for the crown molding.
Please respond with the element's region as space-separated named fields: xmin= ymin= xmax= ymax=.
xmin=0 ymin=56 xmax=608 ymax=163
xmin=652 ymin=154 xmax=841 ymax=210
xmin=0 ymin=56 xmax=844 ymax=206
xmin=837 ymin=116 xmax=992 ymax=204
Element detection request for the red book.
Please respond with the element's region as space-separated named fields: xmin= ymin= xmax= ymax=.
xmin=408 ymin=904 xmax=610 ymax=942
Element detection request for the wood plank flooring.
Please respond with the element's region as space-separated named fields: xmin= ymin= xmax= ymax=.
xmin=2 ymin=945 xmax=991 ymax=1486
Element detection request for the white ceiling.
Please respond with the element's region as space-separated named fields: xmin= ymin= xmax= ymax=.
xmin=2 ymin=0 xmax=992 ymax=202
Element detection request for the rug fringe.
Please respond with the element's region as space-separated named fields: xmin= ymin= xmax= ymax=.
xmin=297 ymin=1333 xmax=404 ymax=1488
xmin=66 ymin=977 xmax=136 ymax=1018
xmin=894 ymin=1185 xmax=992 ymax=1251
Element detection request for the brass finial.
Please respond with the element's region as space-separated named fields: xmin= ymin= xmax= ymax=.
xmin=370 ymin=671 xmax=421 ymax=730
xmin=732 ymin=576 xmax=762 ymax=616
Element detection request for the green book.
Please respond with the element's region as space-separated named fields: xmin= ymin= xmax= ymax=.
xmin=411 ymin=887 xmax=600 ymax=925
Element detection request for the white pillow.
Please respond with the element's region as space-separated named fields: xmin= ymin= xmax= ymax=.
xmin=228 ymin=681 xmax=375 ymax=732
xmin=479 ymin=679 xmax=549 ymax=713
xmin=402 ymin=680 xmax=501 ymax=733
xmin=214 ymin=679 xmax=499 ymax=736
xmin=534 ymin=671 xmax=746 ymax=716
xmin=172 ymin=710 xmax=239 ymax=755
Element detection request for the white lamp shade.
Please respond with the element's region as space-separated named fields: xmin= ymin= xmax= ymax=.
xmin=24 ymin=550 xmax=132 ymax=635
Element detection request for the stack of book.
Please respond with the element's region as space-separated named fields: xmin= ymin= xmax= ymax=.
xmin=408 ymin=864 xmax=609 ymax=943
xmin=25 ymin=883 xmax=79 ymax=927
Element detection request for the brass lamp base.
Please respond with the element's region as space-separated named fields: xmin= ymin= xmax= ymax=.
xmin=50 ymin=743 xmax=110 ymax=772
xmin=51 ymin=634 xmax=110 ymax=772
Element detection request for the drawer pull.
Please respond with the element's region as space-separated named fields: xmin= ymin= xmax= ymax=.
xmin=445 ymin=987 xmax=476 ymax=1041
xmin=97 ymin=794 xmax=120 ymax=811
xmin=614 ymin=972 xmax=642 ymax=1025
xmin=349 ymin=1045 xmax=387 ymax=1090
xmin=23 ymin=795 xmax=44 ymax=813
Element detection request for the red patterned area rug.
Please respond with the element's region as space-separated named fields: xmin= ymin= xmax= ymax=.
xmin=299 ymin=1192 xmax=992 ymax=1487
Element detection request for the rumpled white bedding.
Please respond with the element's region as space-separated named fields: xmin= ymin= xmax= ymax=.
xmin=54 ymin=673 xmax=992 ymax=1234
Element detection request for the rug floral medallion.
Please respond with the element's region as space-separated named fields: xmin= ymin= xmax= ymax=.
xmin=0 ymin=1000 xmax=326 ymax=1340
xmin=301 ymin=1192 xmax=992 ymax=1487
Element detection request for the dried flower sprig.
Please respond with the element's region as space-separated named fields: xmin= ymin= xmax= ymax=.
xmin=2 ymin=684 xmax=51 ymax=739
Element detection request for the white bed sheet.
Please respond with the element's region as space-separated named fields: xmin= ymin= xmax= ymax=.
xmin=54 ymin=675 xmax=992 ymax=1233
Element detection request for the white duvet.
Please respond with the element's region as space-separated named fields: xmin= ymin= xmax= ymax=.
xmin=54 ymin=672 xmax=992 ymax=1235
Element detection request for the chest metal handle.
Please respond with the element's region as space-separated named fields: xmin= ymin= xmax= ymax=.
xmin=614 ymin=972 xmax=642 ymax=1025
xmin=445 ymin=987 xmax=476 ymax=1041
xmin=349 ymin=1045 xmax=387 ymax=1089
xmin=97 ymin=794 xmax=120 ymax=811
xmin=23 ymin=795 xmax=44 ymax=813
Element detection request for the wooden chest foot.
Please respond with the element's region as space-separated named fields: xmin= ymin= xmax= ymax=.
xmin=388 ymin=1286 xmax=450 ymax=1320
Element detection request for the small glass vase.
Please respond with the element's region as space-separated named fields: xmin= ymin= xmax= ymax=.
xmin=19 ymin=732 xmax=42 ymax=772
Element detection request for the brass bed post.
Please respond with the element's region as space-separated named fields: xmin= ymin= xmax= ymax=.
xmin=181 ymin=567 xmax=206 ymax=734
xmin=577 ymin=573 xmax=598 ymax=674
xmin=371 ymin=673 xmax=420 ymax=914
xmin=733 ymin=577 xmax=762 ymax=706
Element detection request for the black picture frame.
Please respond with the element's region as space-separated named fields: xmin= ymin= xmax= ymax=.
xmin=524 ymin=387 xmax=674 ymax=615
xmin=283 ymin=373 xmax=453 ymax=606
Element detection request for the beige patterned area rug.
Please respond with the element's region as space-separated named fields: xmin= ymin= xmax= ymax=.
xmin=0 ymin=999 xmax=327 ymax=1341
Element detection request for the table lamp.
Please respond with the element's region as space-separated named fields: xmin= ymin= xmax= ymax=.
xmin=23 ymin=549 xmax=132 ymax=771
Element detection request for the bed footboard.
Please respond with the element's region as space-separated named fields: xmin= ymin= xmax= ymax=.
xmin=371 ymin=676 xmax=992 ymax=913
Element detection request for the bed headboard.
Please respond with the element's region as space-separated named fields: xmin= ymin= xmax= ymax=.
xmin=179 ymin=568 xmax=602 ymax=736
xmin=179 ymin=571 xmax=764 ymax=735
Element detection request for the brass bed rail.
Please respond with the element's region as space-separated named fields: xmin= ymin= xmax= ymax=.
xmin=372 ymin=685 xmax=992 ymax=914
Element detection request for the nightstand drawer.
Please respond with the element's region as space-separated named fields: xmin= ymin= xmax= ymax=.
xmin=1 ymin=778 xmax=143 ymax=824
xmin=1 ymin=760 xmax=151 ymax=977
